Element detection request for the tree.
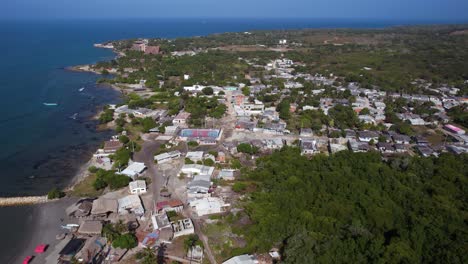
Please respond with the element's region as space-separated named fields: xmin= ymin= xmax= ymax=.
xmin=202 ymin=87 xmax=214 ymax=95
xmin=237 ymin=143 xmax=258 ymax=155
xmin=119 ymin=135 xmax=130 ymax=144
xmin=112 ymin=234 xmax=138 ymax=249
xmin=47 ymin=188 xmax=65 ymax=199
xmin=242 ymin=86 xmax=250 ymax=96
xmin=360 ymin=107 xmax=371 ymax=115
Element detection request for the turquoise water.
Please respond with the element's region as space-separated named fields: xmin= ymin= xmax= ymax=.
xmin=0 ymin=18 xmax=465 ymax=263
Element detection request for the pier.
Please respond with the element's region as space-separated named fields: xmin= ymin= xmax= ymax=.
xmin=0 ymin=196 xmax=48 ymax=207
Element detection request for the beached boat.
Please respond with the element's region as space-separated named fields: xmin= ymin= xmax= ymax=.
xmin=22 ymin=256 xmax=32 ymax=264
xmin=34 ymin=244 xmax=48 ymax=253
xmin=43 ymin=103 xmax=58 ymax=106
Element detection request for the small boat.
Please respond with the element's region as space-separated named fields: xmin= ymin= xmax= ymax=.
xmin=79 ymin=87 xmax=85 ymax=92
xmin=34 ymin=244 xmax=48 ymax=253
xmin=23 ymin=256 xmax=33 ymax=264
xmin=43 ymin=103 xmax=58 ymax=106
xmin=61 ymin=224 xmax=79 ymax=230
xmin=70 ymin=113 xmax=78 ymax=120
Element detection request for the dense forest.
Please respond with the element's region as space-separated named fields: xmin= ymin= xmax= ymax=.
xmin=239 ymin=148 xmax=467 ymax=263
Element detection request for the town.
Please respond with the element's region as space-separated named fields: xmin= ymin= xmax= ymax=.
xmin=39 ymin=27 xmax=467 ymax=264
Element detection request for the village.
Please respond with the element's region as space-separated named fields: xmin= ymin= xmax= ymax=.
xmin=33 ymin=33 xmax=468 ymax=264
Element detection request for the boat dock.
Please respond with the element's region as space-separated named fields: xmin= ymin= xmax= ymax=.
xmin=0 ymin=195 xmax=48 ymax=207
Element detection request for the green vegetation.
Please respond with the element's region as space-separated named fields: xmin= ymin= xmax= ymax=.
xmin=47 ymin=187 xmax=65 ymax=199
xmin=447 ymin=105 xmax=468 ymax=128
xmin=93 ymin=169 xmax=131 ymax=190
xmin=241 ymin=147 xmax=467 ymax=263
xmin=112 ymin=233 xmax=138 ymax=249
xmin=236 ymin=143 xmax=259 ymax=155
xmin=99 ymin=107 xmax=114 ymax=124
xmin=328 ymin=105 xmax=359 ymax=129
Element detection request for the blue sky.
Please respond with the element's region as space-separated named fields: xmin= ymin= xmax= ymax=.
xmin=2 ymin=0 xmax=468 ymax=21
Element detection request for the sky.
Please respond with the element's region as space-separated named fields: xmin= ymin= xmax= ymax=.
xmin=2 ymin=0 xmax=468 ymax=21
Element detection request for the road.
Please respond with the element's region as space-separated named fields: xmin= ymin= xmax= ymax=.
xmin=133 ymin=140 xmax=164 ymax=209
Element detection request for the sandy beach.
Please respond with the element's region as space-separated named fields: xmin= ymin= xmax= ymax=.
xmin=9 ymin=198 xmax=79 ymax=264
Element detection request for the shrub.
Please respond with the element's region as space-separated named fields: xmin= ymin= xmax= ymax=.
xmin=47 ymin=188 xmax=65 ymax=199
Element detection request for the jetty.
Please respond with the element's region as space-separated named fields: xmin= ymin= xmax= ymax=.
xmin=0 ymin=196 xmax=48 ymax=207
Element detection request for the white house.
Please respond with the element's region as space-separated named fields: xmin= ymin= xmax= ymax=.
xmin=189 ymin=197 xmax=230 ymax=216
xmin=120 ymin=162 xmax=146 ymax=180
xmin=129 ymin=180 xmax=147 ymax=194
xmin=183 ymin=85 xmax=206 ymax=92
xmin=173 ymin=112 xmax=191 ymax=126
xmin=185 ymin=151 xmax=204 ymax=162
xmin=180 ymin=164 xmax=214 ymax=178
xmin=172 ymin=218 xmax=195 ymax=238
xmin=154 ymin=151 xmax=182 ymax=164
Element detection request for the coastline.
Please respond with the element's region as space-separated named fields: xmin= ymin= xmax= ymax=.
xmin=8 ymin=198 xmax=79 ymax=264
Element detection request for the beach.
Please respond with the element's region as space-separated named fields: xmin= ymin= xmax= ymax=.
xmin=7 ymin=198 xmax=79 ymax=264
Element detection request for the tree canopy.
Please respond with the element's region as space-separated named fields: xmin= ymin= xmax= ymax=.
xmin=240 ymin=147 xmax=467 ymax=263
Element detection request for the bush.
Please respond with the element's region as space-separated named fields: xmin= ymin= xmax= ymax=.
xmin=232 ymin=182 xmax=247 ymax=193
xmin=88 ymin=166 xmax=98 ymax=173
xmin=237 ymin=143 xmax=258 ymax=155
xmin=47 ymin=188 xmax=65 ymax=199
xmin=187 ymin=141 xmax=199 ymax=148
xmin=112 ymin=234 xmax=137 ymax=249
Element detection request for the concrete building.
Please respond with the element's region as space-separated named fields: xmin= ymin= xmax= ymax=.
xmin=120 ymin=162 xmax=146 ymax=180
xmin=172 ymin=218 xmax=195 ymax=238
xmin=189 ymin=197 xmax=230 ymax=216
xmin=154 ymin=151 xmax=182 ymax=164
xmin=129 ymin=180 xmax=147 ymax=194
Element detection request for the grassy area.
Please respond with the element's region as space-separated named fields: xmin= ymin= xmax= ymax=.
xmin=70 ymin=173 xmax=103 ymax=197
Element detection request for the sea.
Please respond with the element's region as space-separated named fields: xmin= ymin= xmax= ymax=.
xmin=0 ymin=18 xmax=465 ymax=262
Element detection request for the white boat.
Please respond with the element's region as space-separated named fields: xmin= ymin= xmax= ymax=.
xmin=70 ymin=113 xmax=78 ymax=120
xmin=60 ymin=224 xmax=79 ymax=230
xmin=43 ymin=103 xmax=58 ymax=106
xmin=78 ymin=87 xmax=85 ymax=92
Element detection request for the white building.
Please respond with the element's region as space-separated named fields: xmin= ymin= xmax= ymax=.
xmin=118 ymin=195 xmax=144 ymax=216
xmin=180 ymin=164 xmax=215 ymax=178
xmin=129 ymin=180 xmax=147 ymax=194
xmin=223 ymin=254 xmax=257 ymax=264
xmin=189 ymin=197 xmax=230 ymax=216
xmin=154 ymin=151 xmax=182 ymax=164
xmin=185 ymin=151 xmax=204 ymax=162
xmin=173 ymin=112 xmax=191 ymax=126
xmin=172 ymin=218 xmax=195 ymax=238
xmin=183 ymin=85 xmax=206 ymax=92
xmin=120 ymin=162 xmax=146 ymax=180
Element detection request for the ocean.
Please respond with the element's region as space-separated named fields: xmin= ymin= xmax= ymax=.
xmin=0 ymin=18 xmax=465 ymax=263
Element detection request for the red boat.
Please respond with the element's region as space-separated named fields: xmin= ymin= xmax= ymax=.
xmin=22 ymin=256 xmax=32 ymax=264
xmin=34 ymin=244 xmax=48 ymax=253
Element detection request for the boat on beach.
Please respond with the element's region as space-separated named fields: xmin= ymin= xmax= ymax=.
xmin=43 ymin=103 xmax=58 ymax=106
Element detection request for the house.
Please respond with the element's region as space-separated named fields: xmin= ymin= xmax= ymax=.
xmin=376 ymin=142 xmax=395 ymax=153
xmin=91 ymin=198 xmax=118 ymax=217
xmin=172 ymin=218 xmax=195 ymax=238
xmin=77 ymin=220 xmax=103 ymax=236
xmin=180 ymin=164 xmax=215 ymax=177
xmin=444 ymin=124 xmax=465 ymax=135
xmin=156 ymin=199 xmax=184 ymax=213
xmin=59 ymin=238 xmax=86 ymax=262
xmin=300 ymin=139 xmax=319 ymax=155
xmin=154 ymin=151 xmax=182 ymax=164
xmin=118 ymin=195 xmax=145 ymax=216
xmin=217 ymin=152 xmax=226 ymax=163
xmin=348 ymin=139 xmax=370 ymax=153
xmin=129 ymin=180 xmax=147 ymax=194
xmin=184 ymin=85 xmax=206 ymax=92
xmin=173 ymin=112 xmax=191 ymax=126
xmin=144 ymin=45 xmax=160 ymax=55
xmin=417 ymin=145 xmax=436 ymax=157
xmin=223 ymin=254 xmax=257 ymax=264
xmin=300 ymin=128 xmax=313 ymax=137
xmin=189 ymin=197 xmax=230 ymax=216
xmin=186 ymin=151 xmax=204 ymax=162
xmin=187 ymin=174 xmax=212 ymax=198
xmin=164 ymin=125 xmax=179 ymax=136
xmin=120 ymin=162 xmax=146 ymax=180
xmin=394 ymin=144 xmax=408 ymax=153
xmin=392 ymin=134 xmax=411 ymax=144
xmin=357 ymin=131 xmax=379 ymax=142
xmin=415 ymin=136 xmax=429 ymax=145
xmin=103 ymin=140 xmax=123 ymax=153
xmin=218 ymin=169 xmax=237 ymax=181
xmin=263 ymin=138 xmax=284 ymax=149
